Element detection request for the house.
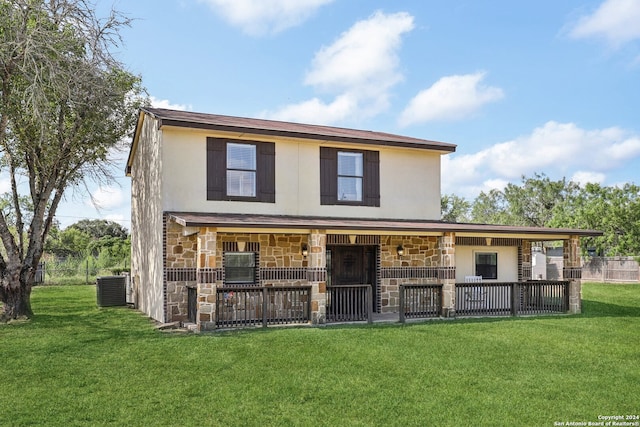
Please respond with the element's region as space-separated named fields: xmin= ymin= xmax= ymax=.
xmin=125 ymin=107 xmax=600 ymax=330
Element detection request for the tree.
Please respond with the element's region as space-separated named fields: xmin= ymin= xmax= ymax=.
xmin=503 ymin=173 xmax=579 ymax=227
xmin=470 ymin=189 xmax=510 ymax=225
xmin=0 ymin=0 xmax=145 ymax=320
xmin=470 ymin=173 xmax=578 ymax=227
xmin=551 ymin=183 xmax=640 ymax=256
xmin=69 ymin=219 xmax=128 ymax=240
xmin=441 ymin=194 xmax=471 ymax=222
xmin=44 ymin=226 xmax=92 ymax=258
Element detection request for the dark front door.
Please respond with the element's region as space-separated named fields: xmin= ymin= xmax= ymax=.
xmin=331 ymin=246 xmax=364 ymax=285
xmin=327 ymin=245 xmax=377 ymax=313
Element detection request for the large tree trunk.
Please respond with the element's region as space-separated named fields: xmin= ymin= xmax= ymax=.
xmin=1 ymin=283 xmax=33 ymax=321
xmin=1 ymin=264 xmax=35 ymax=321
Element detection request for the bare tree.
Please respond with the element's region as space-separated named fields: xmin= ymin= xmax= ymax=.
xmin=0 ymin=0 xmax=145 ymax=320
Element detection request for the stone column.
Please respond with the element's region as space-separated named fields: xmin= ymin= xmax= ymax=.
xmin=438 ymin=232 xmax=456 ymax=317
xmin=197 ymin=227 xmax=218 ymax=331
xmin=563 ymin=235 xmax=582 ymax=314
xmin=307 ymin=229 xmax=327 ymax=324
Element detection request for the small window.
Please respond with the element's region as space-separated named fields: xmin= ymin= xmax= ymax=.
xmin=475 ymin=252 xmax=497 ymax=280
xmin=224 ymin=252 xmax=256 ymax=284
xmin=337 ymin=152 xmax=363 ymax=202
xmin=207 ymin=138 xmax=275 ymax=203
xmin=320 ymin=147 xmax=379 ymax=207
xmin=227 ymin=143 xmax=256 ymax=197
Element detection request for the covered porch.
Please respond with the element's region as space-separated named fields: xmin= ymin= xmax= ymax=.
xmin=163 ymin=212 xmax=599 ymax=331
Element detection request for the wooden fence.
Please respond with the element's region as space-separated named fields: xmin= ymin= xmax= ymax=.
xmin=582 ymin=257 xmax=640 ymax=283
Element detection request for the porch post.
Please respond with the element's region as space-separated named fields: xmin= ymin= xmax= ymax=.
xmin=438 ymin=232 xmax=456 ymax=317
xmin=520 ymin=240 xmax=532 ymax=281
xmin=563 ymin=235 xmax=582 ymax=314
xmin=308 ymin=229 xmax=327 ymax=324
xmin=196 ymin=227 xmax=218 ymax=331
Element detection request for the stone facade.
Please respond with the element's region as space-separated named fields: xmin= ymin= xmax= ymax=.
xmin=165 ymin=220 xmax=198 ymax=322
xmin=162 ymin=219 xmax=584 ymax=329
xmin=379 ymin=236 xmax=439 ymax=313
xmin=564 ymin=235 xmax=582 ymax=314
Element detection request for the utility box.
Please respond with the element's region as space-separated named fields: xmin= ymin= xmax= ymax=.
xmin=96 ymin=276 xmax=127 ymax=307
xmin=531 ymin=247 xmax=547 ymax=280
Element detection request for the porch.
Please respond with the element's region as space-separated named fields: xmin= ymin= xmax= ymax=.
xmin=162 ymin=212 xmax=597 ymax=331
xmin=191 ymin=280 xmax=572 ymax=329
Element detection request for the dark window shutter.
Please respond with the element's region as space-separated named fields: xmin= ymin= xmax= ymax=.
xmin=363 ymin=150 xmax=380 ymax=207
xmin=320 ymin=147 xmax=337 ymax=205
xmin=207 ymin=137 xmax=225 ymax=200
xmin=257 ymin=142 xmax=275 ymax=203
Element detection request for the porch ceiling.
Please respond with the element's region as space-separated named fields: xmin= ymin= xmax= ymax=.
xmin=166 ymin=212 xmax=602 ymax=238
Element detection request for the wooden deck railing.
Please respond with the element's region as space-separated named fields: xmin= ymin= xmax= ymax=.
xmin=517 ymin=281 xmax=570 ymax=315
xmin=455 ymin=281 xmax=569 ymax=316
xmin=215 ymin=285 xmax=311 ymax=329
xmin=211 ymin=281 xmax=569 ymax=329
xmin=326 ymin=284 xmax=372 ymax=323
xmin=399 ymin=284 xmax=442 ymax=322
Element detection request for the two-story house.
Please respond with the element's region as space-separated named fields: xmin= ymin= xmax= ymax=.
xmin=126 ymin=108 xmax=599 ymax=330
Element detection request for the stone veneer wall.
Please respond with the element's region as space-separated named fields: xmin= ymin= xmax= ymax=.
xmin=564 ymin=235 xmax=582 ymax=314
xmin=216 ymin=233 xmax=308 ymax=275
xmin=379 ymin=236 xmax=439 ymax=313
xmin=165 ymin=220 xmax=198 ymax=322
xmin=195 ymin=231 xmax=314 ymax=330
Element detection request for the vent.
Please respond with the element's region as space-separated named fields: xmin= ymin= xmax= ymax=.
xmin=96 ymin=276 xmax=127 ymax=307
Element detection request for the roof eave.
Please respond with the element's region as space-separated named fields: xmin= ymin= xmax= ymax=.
xmin=166 ymin=212 xmax=602 ymax=238
xmin=143 ymin=107 xmax=456 ymax=153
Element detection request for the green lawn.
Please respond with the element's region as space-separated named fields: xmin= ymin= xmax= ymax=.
xmin=1 ymin=283 xmax=639 ymax=426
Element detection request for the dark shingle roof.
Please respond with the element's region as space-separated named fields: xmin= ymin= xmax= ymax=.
xmin=141 ymin=107 xmax=456 ymax=152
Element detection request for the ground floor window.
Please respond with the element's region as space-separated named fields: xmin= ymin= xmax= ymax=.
xmin=475 ymin=252 xmax=498 ymax=280
xmin=224 ymin=252 xmax=256 ymax=285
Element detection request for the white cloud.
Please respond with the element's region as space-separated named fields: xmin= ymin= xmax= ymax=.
xmin=399 ymin=72 xmax=504 ymax=125
xmin=200 ymin=0 xmax=334 ymax=36
xmin=304 ymin=11 xmax=413 ymax=91
xmin=568 ymin=0 xmax=640 ymax=47
xmin=88 ymin=186 xmax=125 ymax=210
xmin=571 ymin=171 xmax=606 ymax=186
xmin=263 ymin=95 xmax=356 ymax=124
xmin=262 ymin=11 xmax=414 ymax=124
xmin=442 ymin=121 xmax=640 ymax=198
xmin=150 ymin=96 xmax=190 ymax=111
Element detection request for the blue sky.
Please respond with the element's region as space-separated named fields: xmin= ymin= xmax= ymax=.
xmin=53 ymin=0 xmax=640 ymax=230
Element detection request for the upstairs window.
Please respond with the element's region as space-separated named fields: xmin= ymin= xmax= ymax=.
xmin=337 ymin=152 xmax=363 ymax=202
xmin=227 ymin=143 xmax=256 ymax=197
xmin=320 ymin=147 xmax=379 ymax=207
xmin=207 ymin=138 xmax=275 ymax=202
xmin=475 ymin=252 xmax=498 ymax=280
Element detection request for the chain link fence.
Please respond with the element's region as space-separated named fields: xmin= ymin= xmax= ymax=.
xmin=35 ymin=260 xmax=130 ymax=285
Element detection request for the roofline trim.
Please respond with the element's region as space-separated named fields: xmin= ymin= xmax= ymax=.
xmin=166 ymin=212 xmax=603 ymax=237
xmin=139 ymin=107 xmax=457 ymax=153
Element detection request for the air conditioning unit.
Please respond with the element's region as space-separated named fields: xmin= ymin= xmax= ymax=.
xmin=96 ymin=276 xmax=127 ymax=307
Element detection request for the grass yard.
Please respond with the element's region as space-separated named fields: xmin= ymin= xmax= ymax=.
xmin=1 ymin=283 xmax=639 ymax=426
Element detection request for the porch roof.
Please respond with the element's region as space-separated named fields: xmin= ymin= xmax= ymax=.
xmin=166 ymin=212 xmax=602 ymax=238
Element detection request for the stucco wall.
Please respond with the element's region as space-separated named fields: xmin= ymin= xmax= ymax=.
xmin=160 ymin=127 xmax=442 ymax=220
xmin=455 ymin=246 xmax=519 ymax=282
xmin=130 ymin=116 xmax=165 ymax=322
